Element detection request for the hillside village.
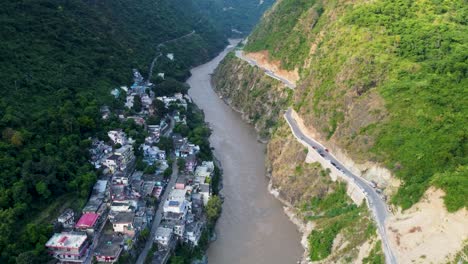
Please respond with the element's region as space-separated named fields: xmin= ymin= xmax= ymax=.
xmin=44 ymin=69 xmax=220 ymax=264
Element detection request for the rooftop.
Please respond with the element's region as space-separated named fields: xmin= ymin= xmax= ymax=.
xmin=112 ymin=212 xmax=134 ymax=224
xmin=75 ymin=213 xmax=99 ymax=228
xmin=46 ymin=232 xmax=87 ymax=249
xmin=200 ymin=184 xmax=210 ymax=193
xmin=155 ymin=227 xmax=173 ymax=238
xmin=94 ymin=234 xmax=124 ymax=257
xmin=93 ymin=180 xmax=108 ymax=194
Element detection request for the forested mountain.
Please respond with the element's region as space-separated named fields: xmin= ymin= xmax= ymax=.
xmin=0 ymin=0 xmax=244 ymax=262
xmin=191 ymin=0 xmax=276 ymax=36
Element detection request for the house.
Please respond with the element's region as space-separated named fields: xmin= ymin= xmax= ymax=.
xmin=57 ymin=209 xmax=75 ymax=229
xmin=75 ymin=213 xmax=100 ymax=234
xmin=127 ymin=116 xmax=146 ymax=126
xmin=133 ymin=215 xmax=148 ymax=232
xmin=179 ymin=142 xmax=199 ymax=158
xmin=114 ymin=145 xmax=135 ymax=171
xmin=100 ymin=106 xmax=111 ymax=120
xmin=164 ymin=220 xmax=185 ymax=237
xmin=172 ymin=134 xmax=185 ymax=156
xmin=147 ymin=125 xmax=161 ymax=137
xmin=45 ymin=232 xmax=89 ymax=263
xmin=82 ymin=197 xmax=104 ymax=214
xmin=110 ymin=184 xmax=131 ymax=201
xmin=153 ymin=186 xmax=163 ymax=199
xmin=107 ymin=130 xmax=128 ymax=145
xmin=168 ymin=189 xmax=187 ymax=201
xmin=184 ymin=221 xmax=203 ymax=246
xmin=110 ymin=201 xmax=134 ymax=213
xmin=175 ymin=176 xmax=186 ymax=190
xmin=112 ymin=172 xmax=129 ymax=186
xmin=141 ymin=181 xmax=156 ymax=197
xmin=155 ymin=227 xmax=173 ymax=248
xmin=141 ymin=94 xmax=152 ymax=108
xmin=111 ymin=212 xmax=135 ymax=236
xmin=185 ymin=154 xmax=197 ymax=172
xmin=142 ymin=145 xmax=166 ymax=165
xmin=94 ymin=234 xmax=124 ymax=263
xmin=104 ymin=155 xmax=120 ymax=173
xmin=125 ymin=94 xmax=134 ymax=109
xmin=163 ymin=200 xmax=189 ymax=216
xmin=93 ymin=180 xmax=109 ymax=199
xmin=199 ymin=184 xmax=211 ymax=206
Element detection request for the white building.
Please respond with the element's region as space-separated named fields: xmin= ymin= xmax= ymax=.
xmin=155 ymin=227 xmax=173 ymax=248
xmin=45 ymin=232 xmax=89 ymax=263
xmin=111 ymin=212 xmax=135 ymax=235
xmin=184 ymin=221 xmax=203 ymax=246
xmin=108 ymin=130 xmax=128 ymax=145
xmin=199 ymin=184 xmax=211 ymax=206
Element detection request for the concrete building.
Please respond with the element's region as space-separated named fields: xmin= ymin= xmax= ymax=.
xmin=155 ymin=227 xmax=173 ymax=248
xmin=57 ymin=209 xmax=75 ymax=229
xmin=94 ymin=234 xmax=124 ymax=263
xmin=75 ymin=213 xmax=100 ymax=234
xmin=111 ymin=212 xmax=135 ymax=236
xmin=45 ymin=232 xmax=89 ymax=263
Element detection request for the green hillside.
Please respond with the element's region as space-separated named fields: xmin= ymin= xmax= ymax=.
xmin=245 ymin=0 xmax=468 ymax=211
xmin=0 ymin=0 xmax=229 ymax=262
xmin=191 ymin=0 xmax=276 ymax=36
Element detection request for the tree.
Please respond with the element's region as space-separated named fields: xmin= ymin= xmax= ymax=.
xmin=157 ymin=137 xmax=173 ymax=153
xmin=205 ymin=195 xmax=222 ymax=223
xmin=152 ymin=99 xmax=168 ymax=118
xmin=177 ymin=158 xmax=186 ymax=169
xmin=35 ymin=181 xmax=51 ymax=199
xmin=133 ymin=95 xmax=142 ymax=113
xmin=163 ymin=167 xmax=173 ymax=179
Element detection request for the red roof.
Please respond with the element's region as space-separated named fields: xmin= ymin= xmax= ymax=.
xmin=76 ymin=213 xmax=99 ymax=228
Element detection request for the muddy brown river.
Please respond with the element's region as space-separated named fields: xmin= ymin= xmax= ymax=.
xmin=187 ymin=41 xmax=303 ymax=264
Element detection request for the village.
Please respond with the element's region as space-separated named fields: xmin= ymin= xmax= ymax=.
xmin=44 ymin=69 xmax=219 ymax=264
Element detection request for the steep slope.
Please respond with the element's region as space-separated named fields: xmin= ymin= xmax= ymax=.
xmin=0 ymin=0 xmax=226 ymax=262
xmin=246 ymin=0 xmax=467 ymax=211
xmin=214 ymin=0 xmax=468 ymax=262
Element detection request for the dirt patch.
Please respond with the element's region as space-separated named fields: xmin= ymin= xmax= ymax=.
xmin=386 ymin=187 xmax=468 ymax=264
xmin=244 ymin=50 xmax=300 ymax=84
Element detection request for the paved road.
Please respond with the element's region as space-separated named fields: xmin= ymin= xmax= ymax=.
xmin=136 ymin=161 xmax=179 ymax=264
xmin=234 ymin=49 xmax=296 ymax=89
xmin=284 ymin=108 xmax=397 ymax=264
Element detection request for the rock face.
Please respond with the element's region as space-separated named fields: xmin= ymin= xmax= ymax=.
xmin=212 ymin=53 xmax=291 ymax=140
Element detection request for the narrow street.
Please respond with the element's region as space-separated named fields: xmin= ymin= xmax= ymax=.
xmin=136 ymin=161 xmax=179 ymax=264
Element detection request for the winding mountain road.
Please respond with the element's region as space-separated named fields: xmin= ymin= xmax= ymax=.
xmin=234 ymin=49 xmax=296 ymax=89
xmin=234 ymin=47 xmax=396 ymax=263
xmin=284 ymin=109 xmax=396 ymax=264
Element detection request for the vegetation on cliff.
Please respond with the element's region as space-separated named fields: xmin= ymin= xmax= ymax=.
xmin=213 ymin=53 xmax=291 ymax=139
xmin=268 ymin=121 xmax=381 ymax=262
xmin=244 ymin=0 xmax=468 ymax=210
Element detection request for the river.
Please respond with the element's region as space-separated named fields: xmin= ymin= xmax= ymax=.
xmin=187 ymin=40 xmax=303 ymax=264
